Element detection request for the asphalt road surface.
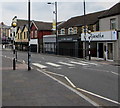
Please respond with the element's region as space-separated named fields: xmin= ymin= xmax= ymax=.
xmin=2 ymin=50 xmax=119 ymax=107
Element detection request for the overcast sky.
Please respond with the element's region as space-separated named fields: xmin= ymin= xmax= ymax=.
xmin=0 ymin=0 xmax=119 ymax=25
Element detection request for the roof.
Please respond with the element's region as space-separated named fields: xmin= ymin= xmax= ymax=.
xmin=32 ymin=20 xmax=52 ymax=30
xmin=58 ymin=10 xmax=106 ymax=29
xmin=17 ymin=19 xmax=31 ymax=27
xmin=99 ymin=2 xmax=120 ymax=19
xmin=16 ymin=26 xmax=24 ymax=33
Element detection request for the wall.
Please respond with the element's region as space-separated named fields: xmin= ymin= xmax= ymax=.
xmin=99 ymin=15 xmax=119 ymax=31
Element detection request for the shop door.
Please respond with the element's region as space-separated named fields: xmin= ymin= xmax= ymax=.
xmin=98 ymin=43 xmax=104 ymax=58
xmin=107 ymin=43 xmax=113 ymax=60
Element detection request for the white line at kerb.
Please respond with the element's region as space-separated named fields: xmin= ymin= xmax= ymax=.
xmin=111 ymin=71 xmax=119 ymax=76
xmin=77 ymin=88 xmax=120 ymax=105
xmin=36 ymin=68 xmax=100 ymax=106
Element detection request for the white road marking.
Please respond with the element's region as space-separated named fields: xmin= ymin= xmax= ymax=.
xmin=65 ymin=76 xmax=76 ymax=88
xmin=58 ymin=62 xmax=75 ymax=66
xmin=46 ymin=62 xmax=61 ymax=67
xmin=80 ymin=61 xmax=98 ymax=66
xmin=44 ymin=71 xmax=65 ymax=77
xmin=70 ymin=61 xmax=88 ymax=66
xmin=32 ymin=63 xmax=47 ymax=69
xmin=111 ymin=71 xmax=119 ymax=76
xmin=77 ymin=88 xmax=120 ymax=105
xmin=37 ymin=68 xmax=100 ymax=106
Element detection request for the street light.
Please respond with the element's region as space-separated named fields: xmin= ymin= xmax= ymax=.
xmin=11 ymin=16 xmax=17 ymax=70
xmin=47 ymin=2 xmax=58 ymax=55
xmin=28 ymin=0 xmax=31 ymax=71
xmin=83 ymin=0 xmax=87 ymax=59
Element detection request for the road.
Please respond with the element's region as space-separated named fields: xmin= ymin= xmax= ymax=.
xmin=2 ymin=50 xmax=119 ymax=106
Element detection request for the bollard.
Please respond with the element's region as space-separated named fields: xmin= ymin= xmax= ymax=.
xmin=13 ymin=58 xmax=16 ymax=70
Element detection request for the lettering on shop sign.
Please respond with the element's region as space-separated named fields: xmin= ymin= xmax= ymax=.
xmin=59 ymin=38 xmax=73 ymax=41
xmin=91 ymin=33 xmax=104 ymax=39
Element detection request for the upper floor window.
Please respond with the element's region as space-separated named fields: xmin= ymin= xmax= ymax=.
xmin=68 ymin=27 xmax=73 ymax=35
xmin=24 ymin=32 xmax=26 ymax=39
xmin=110 ymin=18 xmax=116 ymax=30
xmin=35 ymin=30 xmax=37 ymax=38
xmin=31 ymin=31 xmax=33 ymax=38
xmin=73 ymin=27 xmax=77 ymax=34
xmin=60 ymin=28 xmax=65 ymax=35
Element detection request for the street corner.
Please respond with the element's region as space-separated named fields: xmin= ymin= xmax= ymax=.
xmin=16 ymin=63 xmax=28 ymax=70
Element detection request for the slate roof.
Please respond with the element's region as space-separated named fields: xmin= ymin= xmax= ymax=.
xmin=98 ymin=2 xmax=120 ymax=19
xmin=17 ymin=19 xmax=30 ymax=27
xmin=58 ymin=10 xmax=106 ymax=29
xmin=32 ymin=21 xmax=52 ymax=30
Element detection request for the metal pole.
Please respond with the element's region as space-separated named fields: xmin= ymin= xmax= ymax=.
xmin=55 ymin=2 xmax=58 ymax=55
xmin=88 ymin=36 xmax=91 ymax=60
xmin=13 ymin=31 xmax=16 ymax=70
xmin=83 ymin=0 xmax=87 ymax=59
xmin=28 ymin=0 xmax=31 ymax=70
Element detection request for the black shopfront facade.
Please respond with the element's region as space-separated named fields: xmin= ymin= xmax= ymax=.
xmin=58 ymin=35 xmax=83 ymax=58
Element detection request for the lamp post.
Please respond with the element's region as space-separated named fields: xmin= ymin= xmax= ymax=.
xmin=83 ymin=0 xmax=87 ymax=59
xmin=11 ymin=16 xmax=17 ymax=70
xmin=47 ymin=2 xmax=58 ymax=55
xmin=28 ymin=0 xmax=31 ymax=71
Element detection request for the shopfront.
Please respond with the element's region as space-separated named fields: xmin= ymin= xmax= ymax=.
xmin=58 ymin=35 xmax=82 ymax=57
xmin=81 ymin=30 xmax=117 ymax=61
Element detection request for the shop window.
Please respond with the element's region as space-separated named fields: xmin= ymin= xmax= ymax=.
xmin=118 ymin=32 xmax=120 ymax=39
xmin=68 ymin=27 xmax=73 ymax=35
xmin=110 ymin=18 xmax=116 ymax=30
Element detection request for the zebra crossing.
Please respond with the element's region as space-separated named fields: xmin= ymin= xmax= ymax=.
xmin=32 ymin=60 xmax=98 ymax=69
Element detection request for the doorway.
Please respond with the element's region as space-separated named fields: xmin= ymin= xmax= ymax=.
xmin=98 ymin=43 xmax=104 ymax=58
xmin=107 ymin=43 xmax=113 ymax=60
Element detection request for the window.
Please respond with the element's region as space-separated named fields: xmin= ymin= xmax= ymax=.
xmin=31 ymin=31 xmax=33 ymax=38
xmin=110 ymin=18 xmax=116 ymax=30
xmin=35 ymin=30 xmax=37 ymax=38
xmin=68 ymin=27 xmax=73 ymax=35
xmin=24 ymin=32 xmax=26 ymax=39
xmin=60 ymin=28 xmax=65 ymax=35
xmin=73 ymin=27 xmax=77 ymax=34
xmin=18 ymin=33 xmax=19 ymax=39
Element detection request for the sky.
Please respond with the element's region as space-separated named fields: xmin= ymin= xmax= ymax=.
xmin=0 ymin=0 xmax=119 ymax=26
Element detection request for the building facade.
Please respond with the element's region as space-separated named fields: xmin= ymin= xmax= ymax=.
xmin=81 ymin=2 xmax=120 ymax=62
xmin=30 ymin=20 xmax=52 ymax=53
xmin=57 ymin=10 xmax=105 ymax=58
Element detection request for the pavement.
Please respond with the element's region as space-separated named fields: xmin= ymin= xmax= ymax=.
xmin=2 ymin=56 xmax=96 ymax=107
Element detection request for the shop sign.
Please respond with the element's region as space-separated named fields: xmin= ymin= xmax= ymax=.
xmin=81 ymin=30 xmax=117 ymax=41
xmin=58 ymin=36 xmax=78 ymax=42
xmin=30 ymin=39 xmax=38 ymax=45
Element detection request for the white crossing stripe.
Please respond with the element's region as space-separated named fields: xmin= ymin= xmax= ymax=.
xmin=80 ymin=61 xmax=98 ymax=65
xmin=58 ymin=62 xmax=75 ymax=66
xmin=70 ymin=61 xmax=88 ymax=66
xmin=32 ymin=63 xmax=47 ymax=69
xmin=46 ymin=62 xmax=61 ymax=67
